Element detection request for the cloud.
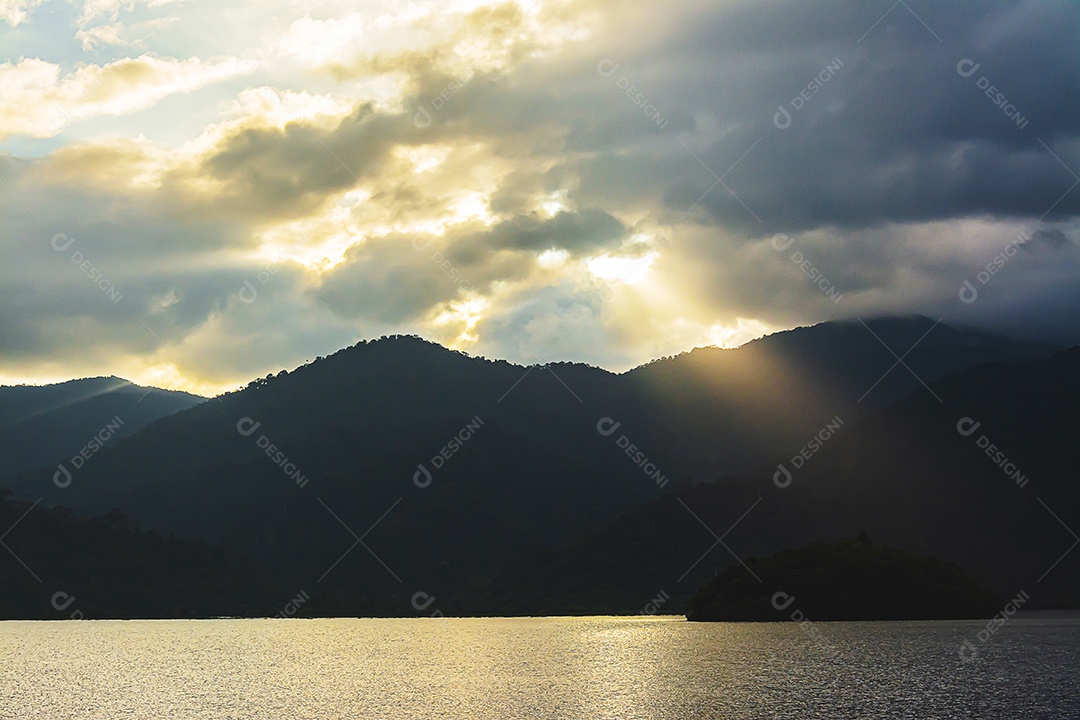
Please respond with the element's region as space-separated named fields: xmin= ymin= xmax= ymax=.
xmin=0 ymin=0 xmax=45 ymax=26
xmin=0 ymin=54 xmax=256 ymax=140
xmin=477 ymin=208 xmax=625 ymax=254
xmin=75 ymin=23 xmax=131 ymax=50
xmin=276 ymin=0 xmax=594 ymax=81
xmin=191 ymin=104 xmax=401 ymax=220
xmin=74 ymin=17 xmax=178 ymax=50
xmin=2 ymin=0 xmax=1080 ymax=393
xmin=1029 ymin=227 xmax=1073 ymax=248
xmin=76 ymin=0 xmax=185 ymax=28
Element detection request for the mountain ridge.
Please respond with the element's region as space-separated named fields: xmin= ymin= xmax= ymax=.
xmin=0 ymin=317 xmax=1067 ymax=617
xmin=0 ymin=377 xmax=205 ymax=481
xmin=485 ymin=346 xmax=1080 ymax=615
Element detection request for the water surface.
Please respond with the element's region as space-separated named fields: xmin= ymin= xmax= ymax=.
xmin=3 ymin=615 xmax=1078 ymax=719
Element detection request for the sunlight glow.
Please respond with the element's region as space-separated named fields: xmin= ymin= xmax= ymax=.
xmin=431 ymin=296 xmax=490 ymax=348
xmin=446 ymin=191 xmax=493 ymax=225
xmin=537 ymin=248 xmax=569 ymax=268
xmin=706 ymin=318 xmax=776 ymax=348
xmin=395 ymin=145 xmax=453 ymax=174
xmin=132 ymin=362 xmax=214 ymax=396
xmin=587 ymin=252 xmax=657 ymax=285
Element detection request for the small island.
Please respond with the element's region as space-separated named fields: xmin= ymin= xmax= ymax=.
xmin=686 ymin=533 xmax=1001 ymax=622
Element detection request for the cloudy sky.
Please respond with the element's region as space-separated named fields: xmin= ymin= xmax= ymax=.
xmin=2 ymin=0 xmax=1078 ymax=395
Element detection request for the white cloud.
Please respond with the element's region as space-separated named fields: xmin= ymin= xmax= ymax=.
xmin=0 ymin=0 xmax=44 ymax=26
xmin=75 ymin=17 xmax=177 ymax=50
xmin=77 ymin=0 xmax=185 ymax=28
xmin=75 ymin=22 xmax=132 ymax=50
xmin=0 ymin=54 xmax=258 ymax=140
xmin=1 ymin=0 xmax=1078 ymax=393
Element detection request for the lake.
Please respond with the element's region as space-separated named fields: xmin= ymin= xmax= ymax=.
xmin=3 ymin=615 xmax=1078 ymax=718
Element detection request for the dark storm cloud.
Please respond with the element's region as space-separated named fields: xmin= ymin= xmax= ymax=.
xmin=545 ymin=0 xmax=1080 ymax=235
xmin=468 ymin=208 xmax=626 ymax=254
xmin=5 ymin=0 xmax=1080 ymax=383
xmin=189 ymin=105 xmax=410 ymax=221
xmin=123 ymin=1 xmax=1077 ymax=243
xmin=1028 ymin=228 xmax=1073 ymax=249
xmin=347 ymin=0 xmax=1080 ymax=239
xmin=313 ymin=208 xmax=622 ymax=323
xmin=0 ymin=161 xmax=284 ymax=361
xmin=535 ymin=0 xmax=1080 ymax=345
xmin=313 ymin=232 xmax=471 ymax=324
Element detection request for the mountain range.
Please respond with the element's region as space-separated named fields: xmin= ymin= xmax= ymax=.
xmin=1 ymin=315 xmax=1074 ymax=618
xmin=487 ymin=345 xmax=1080 ymax=614
xmin=0 ymin=377 xmax=204 ymax=480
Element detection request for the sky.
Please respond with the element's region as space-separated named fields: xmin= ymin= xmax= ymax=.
xmin=1 ymin=0 xmax=1078 ymax=396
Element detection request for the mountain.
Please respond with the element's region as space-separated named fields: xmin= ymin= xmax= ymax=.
xmin=684 ymin=534 xmax=1001 ymax=622
xmin=5 ymin=338 xmax=656 ymax=614
xmin=0 ymin=490 xmax=271 ymax=620
xmin=0 ymin=317 xmax=1060 ymax=617
xmin=616 ymin=315 xmax=1057 ymax=478
xmin=0 ymin=377 xmax=204 ymax=480
xmin=489 ymin=347 xmax=1080 ymax=615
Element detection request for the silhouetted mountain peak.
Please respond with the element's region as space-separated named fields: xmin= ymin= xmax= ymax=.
xmin=0 ymin=378 xmax=206 ymax=478
xmin=3 ymin=315 xmax=1075 ymax=617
